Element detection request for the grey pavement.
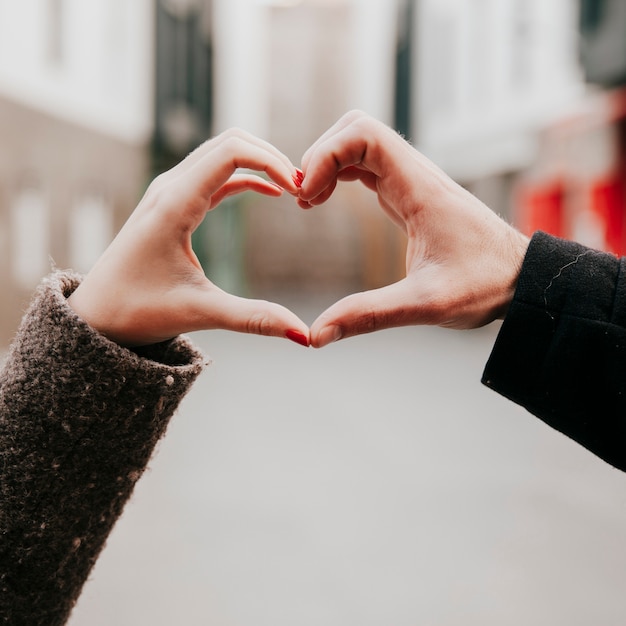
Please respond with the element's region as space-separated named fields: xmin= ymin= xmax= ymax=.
xmin=69 ymin=298 xmax=626 ymax=626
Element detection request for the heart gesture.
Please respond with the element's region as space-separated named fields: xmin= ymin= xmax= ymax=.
xmin=69 ymin=113 xmax=529 ymax=349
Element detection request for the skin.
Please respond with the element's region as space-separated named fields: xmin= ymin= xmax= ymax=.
xmin=68 ymin=128 xmax=309 ymax=347
xmin=297 ymin=110 xmax=530 ymax=348
xmin=69 ymin=113 xmax=529 ymax=350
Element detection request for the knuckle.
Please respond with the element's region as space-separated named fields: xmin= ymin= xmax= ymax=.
xmin=349 ymin=300 xmax=410 ymax=335
xmin=138 ymin=181 xmax=165 ymax=213
xmin=220 ymin=127 xmax=247 ymax=145
xmin=347 ymin=110 xmax=374 ymax=133
xmin=145 ymin=173 xmax=167 ymax=196
xmin=352 ymin=302 xmax=383 ymax=335
xmin=246 ymin=309 xmax=274 ymax=336
xmin=142 ymin=184 xmax=176 ymax=214
xmin=224 ymin=126 xmax=245 ymax=137
xmin=216 ymin=133 xmax=249 ymax=162
xmin=420 ymin=291 xmax=456 ymax=325
xmin=344 ymin=109 xmax=367 ymax=123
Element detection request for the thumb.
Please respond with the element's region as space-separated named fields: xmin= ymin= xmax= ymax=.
xmin=309 ymin=280 xmax=422 ymax=348
xmin=193 ymin=290 xmax=311 ymax=346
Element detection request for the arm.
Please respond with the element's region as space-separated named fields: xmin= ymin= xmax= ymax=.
xmin=300 ymin=111 xmax=626 ymax=471
xmin=0 ymin=272 xmax=204 ymax=625
xmin=0 ymin=129 xmax=307 ymax=625
xmin=482 ymin=231 xmax=626 ymax=471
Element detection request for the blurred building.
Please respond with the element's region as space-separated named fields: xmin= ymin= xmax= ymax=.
xmin=0 ymin=0 xmax=598 ymax=345
xmin=0 ymin=0 xmax=407 ymax=345
xmin=212 ymin=0 xmax=586 ymax=297
xmin=414 ymin=0 xmax=582 ymax=180
xmin=0 ymin=0 xmax=154 ymax=345
xmin=209 ymin=0 xmax=408 ymax=297
xmin=412 ymin=0 xmax=584 ymax=222
xmin=515 ymin=0 xmax=626 ymax=255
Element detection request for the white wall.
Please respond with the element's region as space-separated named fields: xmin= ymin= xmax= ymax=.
xmin=212 ymin=0 xmax=272 ymax=135
xmin=346 ymin=0 xmax=399 ymax=125
xmin=415 ymin=0 xmax=585 ymax=180
xmin=211 ymin=0 xmax=399 ymax=135
xmin=0 ymin=0 xmax=154 ymax=143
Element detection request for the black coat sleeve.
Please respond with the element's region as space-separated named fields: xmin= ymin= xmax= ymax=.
xmin=482 ymin=231 xmax=626 ymax=471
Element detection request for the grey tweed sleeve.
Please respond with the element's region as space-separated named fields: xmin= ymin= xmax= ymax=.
xmin=0 ymin=271 xmax=207 ymax=625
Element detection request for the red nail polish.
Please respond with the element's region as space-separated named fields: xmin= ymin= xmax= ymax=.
xmin=286 ymin=329 xmax=309 ymax=347
xmin=293 ymin=168 xmax=304 ymax=188
xmin=292 ymin=174 xmax=302 ymax=189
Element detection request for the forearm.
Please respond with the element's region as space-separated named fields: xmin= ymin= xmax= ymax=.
xmin=482 ymin=231 xmax=626 ymax=471
xmin=0 ymin=272 xmax=206 ymax=625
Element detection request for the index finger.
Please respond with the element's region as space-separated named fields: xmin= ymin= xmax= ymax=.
xmin=173 ymin=134 xmax=300 ymax=220
xmin=299 ymin=112 xmax=390 ymax=203
xmin=300 ymin=110 xmax=370 ymax=170
xmin=169 ymin=127 xmax=299 ymax=188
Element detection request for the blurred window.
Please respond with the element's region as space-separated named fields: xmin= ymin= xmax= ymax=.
xmin=579 ymin=0 xmax=626 ymax=86
xmin=11 ymin=183 xmax=49 ymax=290
xmin=580 ymin=0 xmax=605 ymax=34
xmin=422 ymin=12 xmax=457 ymax=117
xmin=162 ymin=0 xmax=202 ymax=19
xmin=510 ymin=0 xmax=532 ymax=87
xmin=468 ymin=0 xmax=493 ymax=105
xmin=153 ymin=0 xmax=213 ymax=169
xmin=47 ymin=0 xmax=65 ymax=66
xmin=394 ymin=0 xmax=414 ymax=140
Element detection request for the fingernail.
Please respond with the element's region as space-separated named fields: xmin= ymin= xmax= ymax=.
xmin=292 ymin=168 xmax=304 ymax=188
xmin=317 ymin=325 xmax=342 ymax=348
xmin=285 ymin=329 xmax=310 ymax=347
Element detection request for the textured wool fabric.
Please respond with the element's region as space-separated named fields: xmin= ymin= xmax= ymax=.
xmin=0 ymin=272 xmax=206 ymax=625
xmin=483 ymin=231 xmax=626 ymax=471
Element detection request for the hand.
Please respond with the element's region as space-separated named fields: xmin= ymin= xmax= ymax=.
xmin=298 ymin=111 xmax=530 ymax=348
xmin=68 ymin=129 xmax=310 ymax=347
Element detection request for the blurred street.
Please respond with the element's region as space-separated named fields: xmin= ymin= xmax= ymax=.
xmin=69 ymin=294 xmax=626 ymax=626
xmin=1 ymin=2 xmax=625 ymax=625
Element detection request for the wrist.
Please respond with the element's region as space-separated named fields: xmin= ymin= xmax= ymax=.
xmin=495 ymin=229 xmax=530 ymax=320
xmin=67 ymin=283 xmax=131 ymax=347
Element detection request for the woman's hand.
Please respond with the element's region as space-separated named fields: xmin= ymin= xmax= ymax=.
xmin=298 ymin=111 xmax=530 ymax=347
xmin=68 ymin=129 xmax=310 ymax=347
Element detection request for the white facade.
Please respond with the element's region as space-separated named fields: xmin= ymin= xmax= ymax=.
xmin=0 ymin=0 xmax=154 ymax=341
xmin=212 ymin=0 xmax=584 ymax=181
xmin=212 ymin=0 xmax=399 ymax=136
xmin=414 ymin=0 xmax=585 ymax=180
xmin=0 ymin=0 xmax=154 ymax=143
xmin=0 ymin=0 xmax=585 ymax=183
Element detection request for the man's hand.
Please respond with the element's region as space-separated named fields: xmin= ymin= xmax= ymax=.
xmin=298 ymin=111 xmax=529 ymax=347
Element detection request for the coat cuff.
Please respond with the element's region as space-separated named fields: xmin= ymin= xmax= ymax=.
xmin=482 ymin=231 xmax=626 ymax=469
